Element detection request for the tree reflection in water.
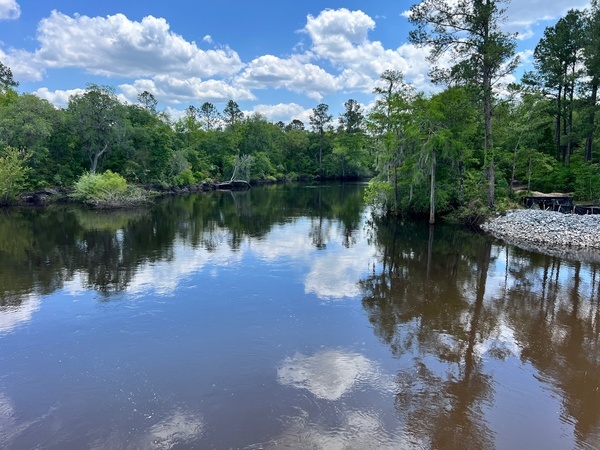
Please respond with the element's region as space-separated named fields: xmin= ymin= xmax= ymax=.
xmin=0 ymin=185 xmax=366 ymax=307
xmin=360 ymin=217 xmax=600 ymax=448
xmin=500 ymin=250 xmax=600 ymax=445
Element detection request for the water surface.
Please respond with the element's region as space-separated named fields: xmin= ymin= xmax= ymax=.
xmin=0 ymin=184 xmax=599 ymax=449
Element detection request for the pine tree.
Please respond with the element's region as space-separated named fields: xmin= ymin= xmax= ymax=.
xmin=408 ymin=0 xmax=519 ymax=208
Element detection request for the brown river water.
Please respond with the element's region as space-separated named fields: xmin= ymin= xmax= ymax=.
xmin=0 ymin=183 xmax=598 ymax=449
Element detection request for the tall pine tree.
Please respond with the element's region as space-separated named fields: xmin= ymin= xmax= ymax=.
xmin=408 ymin=0 xmax=519 ymax=208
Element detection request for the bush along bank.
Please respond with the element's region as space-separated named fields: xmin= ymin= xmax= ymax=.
xmin=69 ymin=171 xmax=156 ymax=208
xmin=11 ymin=175 xmax=241 ymax=208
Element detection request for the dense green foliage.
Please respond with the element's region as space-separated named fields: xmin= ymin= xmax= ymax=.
xmin=366 ymin=0 xmax=599 ymax=221
xmin=0 ymin=2 xmax=598 ymax=215
xmin=0 ymin=85 xmax=373 ymax=195
xmin=409 ymin=0 xmax=520 ymax=209
xmin=0 ymin=147 xmax=29 ymax=204
xmin=0 ymin=85 xmax=375 ymax=197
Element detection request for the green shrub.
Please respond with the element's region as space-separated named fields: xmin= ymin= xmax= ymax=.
xmin=72 ymin=170 xmax=151 ymax=207
xmin=444 ymin=200 xmax=490 ymax=227
xmin=251 ymin=152 xmax=276 ymax=180
xmin=364 ymin=180 xmax=394 ymax=215
xmin=173 ymin=167 xmax=196 ymax=186
xmin=573 ymin=161 xmax=600 ymax=202
xmin=73 ymin=171 xmax=126 ymax=200
xmin=0 ymin=147 xmax=30 ymax=204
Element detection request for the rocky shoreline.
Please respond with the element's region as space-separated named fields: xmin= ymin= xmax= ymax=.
xmin=480 ymin=209 xmax=600 ymax=262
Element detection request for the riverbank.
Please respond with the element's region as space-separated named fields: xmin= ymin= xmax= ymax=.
xmin=8 ymin=177 xmax=338 ymax=208
xmin=11 ymin=181 xmax=223 ymax=207
xmin=480 ymin=209 xmax=600 ymax=262
xmin=8 ymin=177 xmax=301 ymax=208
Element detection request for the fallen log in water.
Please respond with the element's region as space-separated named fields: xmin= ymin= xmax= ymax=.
xmin=216 ymin=180 xmax=251 ymax=190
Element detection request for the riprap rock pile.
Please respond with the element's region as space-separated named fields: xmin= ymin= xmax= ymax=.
xmin=481 ymin=209 xmax=600 ymax=250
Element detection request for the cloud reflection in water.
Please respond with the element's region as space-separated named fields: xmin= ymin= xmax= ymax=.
xmin=277 ymin=349 xmax=389 ymax=400
xmin=0 ymin=295 xmax=41 ymax=334
xmin=144 ymin=408 xmax=205 ymax=450
xmin=251 ymin=408 xmax=419 ymax=450
xmin=268 ymin=349 xmax=414 ymax=449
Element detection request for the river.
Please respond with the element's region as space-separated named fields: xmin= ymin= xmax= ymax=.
xmin=0 ymin=183 xmax=598 ymax=449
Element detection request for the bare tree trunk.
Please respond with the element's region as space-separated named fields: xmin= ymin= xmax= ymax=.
xmin=319 ymin=145 xmax=322 ymax=178
xmin=229 ymin=165 xmax=238 ymax=182
xmin=485 ymin=92 xmax=494 ymax=208
xmin=393 ymin=157 xmax=399 ymax=216
xmin=556 ymin=85 xmax=562 ymax=161
xmin=429 ymin=149 xmax=436 ymax=224
xmin=319 ymin=131 xmax=324 ymax=179
xmin=458 ymin=161 xmax=465 ymax=205
xmin=90 ymin=144 xmax=108 ymax=174
xmin=527 ymin=150 xmax=533 ymax=193
xmin=585 ymin=81 xmax=598 ymax=162
xmin=562 ymin=69 xmax=568 ymax=163
xmin=510 ymin=135 xmax=521 ymax=199
xmin=482 ymin=7 xmax=495 ymax=209
xmin=566 ymin=64 xmax=576 ymax=168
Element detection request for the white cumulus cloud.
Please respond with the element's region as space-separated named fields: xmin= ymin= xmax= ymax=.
xmin=248 ymin=103 xmax=312 ymax=124
xmin=119 ymin=75 xmax=255 ymax=105
xmin=4 ymin=5 xmax=571 ymax=109
xmin=34 ymin=87 xmax=85 ymax=107
xmin=236 ymin=54 xmax=340 ymax=100
xmin=303 ymin=8 xmax=437 ymax=93
xmin=33 ymin=11 xmax=243 ymax=79
xmin=305 ymin=8 xmax=376 ymax=61
xmin=0 ymin=48 xmax=44 ymax=82
xmin=0 ymin=0 xmax=19 ymax=20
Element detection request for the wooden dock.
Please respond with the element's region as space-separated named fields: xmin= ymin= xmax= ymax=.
xmin=522 ymin=192 xmax=600 ymax=215
xmin=574 ymin=205 xmax=600 ymax=215
xmin=522 ymin=194 xmax=573 ymax=213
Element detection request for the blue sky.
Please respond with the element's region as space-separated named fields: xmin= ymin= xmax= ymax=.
xmin=0 ymin=0 xmax=591 ymax=124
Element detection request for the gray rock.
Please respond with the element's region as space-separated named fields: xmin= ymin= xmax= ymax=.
xmin=480 ymin=209 xmax=600 ymax=262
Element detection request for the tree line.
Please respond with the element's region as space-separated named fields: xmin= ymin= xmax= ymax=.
xmin=0 ymin=82 xmax=373 ymax=202
xmin=0 ymin=0 xmax=599 ymax=222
